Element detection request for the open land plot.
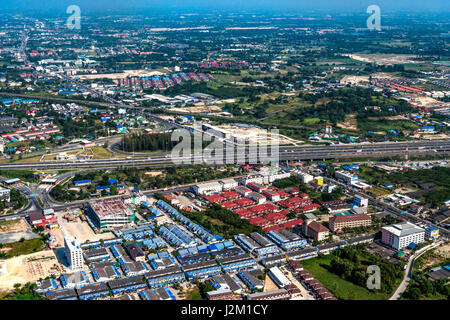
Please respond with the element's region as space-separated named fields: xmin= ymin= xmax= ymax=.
xmin=0 ymin=250 xmax=65 ymax=290
xmin=301 ymin=255 xmax=389 ymax=300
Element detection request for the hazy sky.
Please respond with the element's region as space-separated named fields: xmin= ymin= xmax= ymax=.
xmin=0 ymin=0 xmax=448 ymax=15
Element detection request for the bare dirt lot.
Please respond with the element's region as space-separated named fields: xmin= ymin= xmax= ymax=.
xmin=52 ymin=213 xmax=115 ymax=247
xmin=0 ymin=219 xmax=29 ymax=234
xmin=0 ymin=250 xmax=65 ymax=290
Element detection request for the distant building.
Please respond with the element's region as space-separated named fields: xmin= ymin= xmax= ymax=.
xmin=191 ymin=182 xmax=222 ymax=195
xmin=425 ymin=226 xmax=440 ymax=240
xmin=381 ymin=222 xmax=425 ymax=250
xmin=302 ymin=220 xmax=329 ymax=242
xmin=328 ymin=214 xmax=372 ymax=233
xmin=354 ymin=195 xmax=368 ymax=207
xmin=0 ymin=187 xmax=10 ymax=202
xmin=64 ymin=237 xmax=83 ymax=271
xmin=335 ymin=171 xmax=358 ymax=184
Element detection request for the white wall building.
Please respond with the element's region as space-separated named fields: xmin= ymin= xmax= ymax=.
xmin=381 ymin=222 xmax=425 ymax=250
xmin=293 ymin=170 xmax=313 ymax=184
xmin=268 ymin=267 xmax=291 ymax=288
xmin=219 ymin=179 xmax=238 ymax=190
xmin=64 ymin=237 xmax=83 ymax=271
xmin=192 ymin=181 xmax=223 ymax=195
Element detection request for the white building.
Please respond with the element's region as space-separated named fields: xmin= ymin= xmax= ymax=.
xmin=268 ymin=267 xmax=291 ymax=288
xmin=243 ymin=175 xmax=264 ymax=185
xmin=293 ymin=171 xmax=314 ymax=184
xmin=192 ymin=181 xmax=223 ymax=195
xmin=381 ymin=222 xmax=425 ymax=250
xmin=268 ymin=170 xmax=291 ymax=183
xmin=64 ymin=237 xmax=83 ymax=271
xmin=124 ymin=193 xmax=147 ymax=205
xmin=0 ymin=187 xmax=11 ymax=202
xmin=219 ymin=179 xmax=238 ymax=190
xmin=335 ymin=171 xmax=358 ymax=184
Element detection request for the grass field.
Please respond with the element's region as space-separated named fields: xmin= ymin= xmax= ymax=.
xmin=301 ymin=255 xmax=389 ymax=300
xmin=1 ymin=238 xmax=46 ymax=258
xmin=185 ymin=286 xmax=202 ymax=300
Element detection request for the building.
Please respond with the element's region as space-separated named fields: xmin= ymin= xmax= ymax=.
xmin=425 ymin=226 xmax=440 ymax=240
xmin=125 ymin=243 xmax=145 ymax=262
xmin=219 ymin=179 xmax=238 ymax=190
xmin=191 ymin=181 xmax=222 ymax=195
xmin=293 ymin=171 xmax=313 ymax=184
xmin=0 ymin=187 xmax=10 ymax=201
xmin=328 ymin=214 xmax=372 ymax=232
xmin=267 ymin=229 xmax=308 ymax=250
xmin=247 ymin=288 xmax=291 ymax=300
xmin=64 ymin=237 xmax=83 ymax=271
xmin=206 ymin=289 xmax=237 ymax=300
xmin=268 ymin=267 xmax=291 ymax=288
xmin=381 ymin=222 xmax=425 ymax=250
xmin=335 ymin=171 xmax=358 ymax=184
xmin=86 ymin=199 xmax=135 ymax=230
xmin=354 ymin=195 xmax=368 ymax=207
xmin=302 ymin=220 xmax=329 ymax=242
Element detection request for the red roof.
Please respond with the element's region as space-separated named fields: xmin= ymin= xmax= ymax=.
xmin=221 ymin=191 xmax=240 ymax=200
xmin=221 ymin=201 xmax=239 ymax=210
xmin=204 ymin=194 xmax=226 ymax=203
xmin=281 ymin=218 xmax=304 ymax=229
xmin=234 ymin=198 xmax=255 ymax=207
xmin=264 ymin=225 xmax=283 ymax=232
xmin=249 ymin=217 xmax=270 ymax=227
xmin=234 ymin=209 xmax=253 ymax=218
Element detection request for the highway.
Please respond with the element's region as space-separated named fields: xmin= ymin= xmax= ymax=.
xmin=1 ymin=139 xmax=449 ymax=170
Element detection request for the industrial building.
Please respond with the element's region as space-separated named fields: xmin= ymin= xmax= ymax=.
xmin=86 ymin=199 xmax=135 ymax=230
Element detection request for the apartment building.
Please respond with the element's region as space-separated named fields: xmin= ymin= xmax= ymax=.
xmin=328 ymin=214 xmax=372 ymax=232
xmin=381 ymin=222 xmax=425 ymax=250
xmin=302 ymin=220 xmax=330 ymax=242
xmin=64 ymin=237 xmax=83 ymax=271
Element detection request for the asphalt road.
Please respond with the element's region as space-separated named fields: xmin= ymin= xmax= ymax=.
xmin=1 ymin=139 xmax=449 ymax=170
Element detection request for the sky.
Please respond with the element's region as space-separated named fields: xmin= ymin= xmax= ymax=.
xmin=0 ymin=0 xmax=448 ymax=15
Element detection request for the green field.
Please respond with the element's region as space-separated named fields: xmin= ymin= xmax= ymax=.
xmin=301 ymin=255 xmax=390 ymax=300
xmin=0 ymin=238 xmax=45 ymax=258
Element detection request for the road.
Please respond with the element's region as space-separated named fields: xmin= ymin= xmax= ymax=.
xmin=1 ymin=139 xmax=449 ymax=170
xmin=389 ymin=241 xmax=443 ymax=300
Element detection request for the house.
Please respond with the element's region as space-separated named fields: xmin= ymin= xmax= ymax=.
xmin=302 ymin=220 xmax=329 ymax=241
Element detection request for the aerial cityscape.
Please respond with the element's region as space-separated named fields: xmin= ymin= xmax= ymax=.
xmin=0 ymin=0 xmax=449 ymax=307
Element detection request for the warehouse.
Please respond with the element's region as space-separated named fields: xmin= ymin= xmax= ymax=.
xmin=216 ymin=253 xmax=257 ymax=273
xmin=76 ymin=282 xmax=110 ymax=300
xmin=182 ymin=260 xmax=221 ymax=279
xmin=145 ymin=266 xmax=186 ymax=287
xmin=268 ymin=267 xmax=292 ymax=288
xmin=108 ymin=276 xmax=147 ymax=295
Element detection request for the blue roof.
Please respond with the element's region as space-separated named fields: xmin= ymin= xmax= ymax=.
xmin=74 ymin=179 xmax=91 ymax=185
xmin=109 ymin=178 xmax=118 ymax=185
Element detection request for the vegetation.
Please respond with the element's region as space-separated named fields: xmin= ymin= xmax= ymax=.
xmin=302 ymin=244 xmax=405 ymax=300
xmin=0 ymin=283 xmax=43 ymax=300
xmin=180 ymin=203 xmax=263 ymax=239
xmin=0 ymin=238 xmax=46 ymax=259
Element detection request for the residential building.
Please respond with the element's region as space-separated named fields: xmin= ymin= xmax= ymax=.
xmin=302 ymin=220 xmax=330 ymax=242
xmin=381 ymin=222 xmax=425 ymax=250
xmin=328 ymin=214 xmax=372 ymax=232
xmin=64 ymin=236 xmax=83 ymax=271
